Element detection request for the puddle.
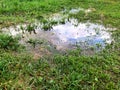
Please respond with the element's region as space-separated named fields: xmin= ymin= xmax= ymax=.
xmin=2 ymin=8 xmax=113 ymax=56
xmin=69 ymin=8 xmax=95 ymax=14
xmin=2 ymin=18 xmax=112 ymax=53
xmin=49 ymin=8 xmax=94 ymax=21
xmin=43 ymin=19 xmax=112 ymax=51
xmin=69 ymin=8 xmax=82 ymax=14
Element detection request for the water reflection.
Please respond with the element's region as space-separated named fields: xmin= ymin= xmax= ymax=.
xmin=2 ymin=19 xmax=112 ymax=52
xmin=48 ymin=19 xmax=112 ymax=50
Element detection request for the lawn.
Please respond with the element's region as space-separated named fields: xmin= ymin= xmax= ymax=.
xmin=0 ymin=0 xmax=120 ymax=89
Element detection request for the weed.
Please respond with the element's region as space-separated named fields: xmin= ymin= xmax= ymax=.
xmin=41 ymin=19 xmax=58 ymax=31
xmin=26 ymin=24 xmax=36 ymax=34
xmin=27 ymin=38 xmax=44 ymax=48
xmin=42 ymin=24 xmax=53 ymax=31
xmin=0 ymin=34 xmax=20 ymax=51
xmin=20 ymin=25 xmax=25 ymax=34
xmin=59 ymin=19 xmax=66 ymax=24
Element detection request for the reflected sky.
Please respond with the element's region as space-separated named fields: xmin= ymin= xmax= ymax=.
xmin=50 ymin=19 xmax=112 ymax=50
xmin=2 ymin=19 xmax=112 ymax=51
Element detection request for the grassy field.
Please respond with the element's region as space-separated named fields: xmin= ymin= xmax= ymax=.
xmin=0 ymin=0 xmax=120 ymax=90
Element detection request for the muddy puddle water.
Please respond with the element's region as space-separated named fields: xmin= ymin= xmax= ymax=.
xmin=2 ymin=18 xmax=113 ymax=55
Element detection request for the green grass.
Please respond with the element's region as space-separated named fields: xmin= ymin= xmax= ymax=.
xmin=0 ymin=0 xmax=120 ymax=89
xmin=1 ymin=0 xmax=119 ymax=28
xmin=0 ymin=49 xmax=119 ymax=89
xmin=0 ymin=34 xmax=20 ymax=51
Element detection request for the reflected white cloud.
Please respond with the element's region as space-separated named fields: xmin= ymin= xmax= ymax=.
xmin=51 ymin=20 xmax=112 ymax=49
xmin=2 ymin=19 xmax=112 ymax=51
